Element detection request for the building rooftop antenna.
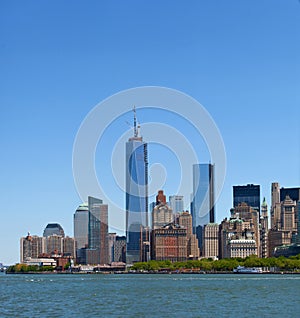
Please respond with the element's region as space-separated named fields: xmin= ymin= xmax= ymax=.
xmin=133 ymin=106 xmax=138 ymax=137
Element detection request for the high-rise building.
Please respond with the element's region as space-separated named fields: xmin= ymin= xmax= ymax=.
xmin=152 ymin=190 xmax=173 ymax=230
xmin=108 ymin=233 xmax=117 ymax=263
xmin=169 ymin=195 xmax=184 ymax=214
xmin=271 ymin=183 xmax=300 ymax=228
xmin=46 ymin=235 xmax=63 ymax=254
xmin=260 ymin=198 xmax=269 ymax=258
xmin=281 ymin=196 xmax=297 ymax=232
xmin=220 ymin=204 xmax=259 ymax=259
xmin=192 ymin=163 xmax=215 ymax=249
xmin=63 ymin=237 xmax=76 ymax=259
xmin=114 ymin=236 xmax=126 ymax=263
xmin=87 ymin=196 xmax=109 ymax=265
xmin=20 ymin=234 xmax=45 ymax=263
xmin=43 ymin=223 xmax=65 ymax=238
xmin=271 ymin=182 xmax=280 ymax=208
xmin=74 ymin=202 xmax=89 ymax=263
xmin=74 ymin=203 xmax=89 ymax=249
xmin=203 ymin=223 xmax=219 ymax=259
xmin=268 ymin=183 xmax=300 ymax=256
xmin=268 ymin=230 xmax=292 ymax=257
xmin=178 ymin=211 xmax=199 ymax=259
xmin=125 ymin=108 xmax=148 ymax=264
xmin=233 ymin=184 xmax=260 ymax=215
xmin=280 ymin=187 xmax=300 ymax=203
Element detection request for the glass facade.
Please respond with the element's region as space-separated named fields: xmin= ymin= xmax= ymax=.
xmin=280 ymin=187 xmax=300 ymax=203
xmin=169 ymin=195 xmax=184 ymax=214
xmin=43 ymin=223 xmax=65 ymax=238
xmin=88 ymin=196 xmax=108 ymax=264
xmin=126 ymin=138 xmax=148 ymax=264
xmin=233 ymin=184 xmax=260 ymax=214
xmin=192 ymin=164 xmax=215 ymax=227
xmin=192 ymin=164 xmax=215 ymax=248
xmin=74 ymin=203 xmax=89 ymax=249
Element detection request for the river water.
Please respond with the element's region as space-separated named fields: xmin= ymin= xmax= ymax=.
xmin=0 ymin=273 xmax=299 ymax=317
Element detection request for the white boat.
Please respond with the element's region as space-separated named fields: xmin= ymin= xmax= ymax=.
xmin=233 ymin=265 xmax=263 ymax=274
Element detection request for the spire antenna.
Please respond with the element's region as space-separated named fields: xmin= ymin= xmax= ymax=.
xmin=133 ymin=106 xmax=138 ymax=137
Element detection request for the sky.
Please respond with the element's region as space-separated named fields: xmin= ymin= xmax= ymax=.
xmin=1 ymin=0 xmax=299 ymax=265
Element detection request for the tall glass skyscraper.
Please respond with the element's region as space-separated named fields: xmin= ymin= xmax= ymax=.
xmin=74 ymin=202 xmax=89 ymax=249
xmin=192 ymin=163 xmax=215 ymax=249
xmin=125 ymin=108 xmax=148 ymax=264
xmin=74 ymin=202 xmax=89 ymax=263
xmin=88 ymin=196 xmax=108 ymax=264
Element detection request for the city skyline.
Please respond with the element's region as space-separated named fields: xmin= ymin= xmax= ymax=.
xmin=1 ymin=1 xmax=299 ymax=264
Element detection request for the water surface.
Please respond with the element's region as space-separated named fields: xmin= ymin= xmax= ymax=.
xmin=1 ymin=273 xmax=299 ymax=317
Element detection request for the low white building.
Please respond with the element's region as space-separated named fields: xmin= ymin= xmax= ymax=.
xmin=24 ymin=257 xmax=56 ymax=267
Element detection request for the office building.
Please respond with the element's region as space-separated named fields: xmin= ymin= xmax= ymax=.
xmin=108 ymin=233 xmax=117 ymax=263
xmin=63 ymin=236 xmax=76 ymax=258
xmin=280 ymin=187 xmax=300 ymax=203
xmin=268 ymin=182 xmax=299 ymax=255
xmin=114 ymin=236 xmax=126 ymax=263
xmin=233 ymin=202 xmax=260 ymax=253
xmin=140 ymin=226 xmax=151 ymax=262
xmin=125 ymin=108 xmax=148 ymax=264
xmin=87 ymin=196 xmax=109 ymax=265
xmin=43 ymin=223 xmax=65 ymax=238
xmin=169 ymin=195 xmax=184 ymax=214
xmin=46 ymin=235 xmax=63 ymax=254
xmin=203 ymin=223 xmax=219 ymax=259
xmin=220 ymin=204 xmax=259 ymax=259
xmin=271 ymin=182 xmax=281 ymax=229
xmin=152 ymin=223 xmax=187 ymax=262
xmin=281 ymin=196 xmax=297 ymax=232
xmin=268 ymin=230 xmax=292 ymax=257
xmin=192 ymin=163 xmax=215 ymax=249
xmin=178 ymin=211 xmax=199 ymax=259
xmin=74 ymin=202 xmax=89 ymax=263
xmin=260 ymin=198 xmax=269 ymax=258
xmin=74 ymin=203 xmax=89 ymax=249
xmin=233 ymin=184 xmax=260 ymax=215
xmin=152 ymin=190 xmax=173 ymax=230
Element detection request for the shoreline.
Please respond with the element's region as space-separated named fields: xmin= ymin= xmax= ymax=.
xmin=5 ymin=270 xmax=300 ymax=275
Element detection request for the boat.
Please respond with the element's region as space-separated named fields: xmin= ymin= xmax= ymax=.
xmin=233 ymin=265 xmax=263 ymax=274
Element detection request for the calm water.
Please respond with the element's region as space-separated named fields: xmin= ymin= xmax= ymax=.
xmin=0 ymin=272 xmax=299 ymax=317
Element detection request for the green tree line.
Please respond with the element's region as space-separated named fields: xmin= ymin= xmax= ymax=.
xmin=131 ymin=255 xmax=300 ymax=272
xmin=6 ymin=263 xmax=55 ymax=273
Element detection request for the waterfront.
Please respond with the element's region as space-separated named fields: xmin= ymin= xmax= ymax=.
xmin=1 ymin=273 xmax=300 ymax=317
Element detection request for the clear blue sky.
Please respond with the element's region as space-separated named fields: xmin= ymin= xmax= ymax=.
xmin=1 ymin=0 xmax=299 ymax=264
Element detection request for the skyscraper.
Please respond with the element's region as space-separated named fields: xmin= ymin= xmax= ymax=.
xmin=280 ymin=187 xmax=300 ymax=203
xmin=178 ymin=211 xmax=199 ymax=259
xmin=192 ymin=163 xmax=215 ymax=249
xmin=233 ymin=184 xmax=260 ymax=215
xmin=169 ymin=195 xmax=184 ymax=214
xmin=74 ymin=202 xmax=89 ymax=263
xmin=20 ymin=234 xmax=45 ymax=263
xmin=125 ymin=107 xmax=148 ymax=264
xmin=43 ymin=223 xmax=65 ymax=238
xmin=260 ymin=198 xmax=269 ymax=258
xmin=87 ymin=196 xmax=109 ymax=264
xmin=203 ymin=223 xmax=219 ymax=259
